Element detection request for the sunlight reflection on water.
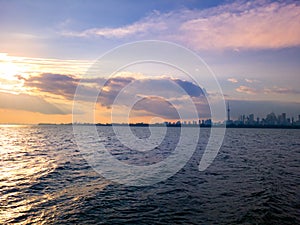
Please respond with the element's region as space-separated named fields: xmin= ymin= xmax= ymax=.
xmin=0 ymin=126 xmax=57 ymax=224
xmin=0 ymin=126 xmax=299 ymax=224
xmin=0 ymin=125 xmax=110 ymax=224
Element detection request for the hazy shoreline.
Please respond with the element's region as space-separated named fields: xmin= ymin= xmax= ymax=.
xmin=32 ymin=123 xmax=300 ymax=129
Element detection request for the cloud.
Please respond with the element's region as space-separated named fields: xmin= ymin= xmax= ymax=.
xmin=130 ymin=95 xmax=210 ymax=120
xmin=22 ymin=73 xmax=101 ymax=102
xmin=98 ymin=75 xmax=208 ymax=119
xmin=264 ymin=87 xmax=300 ymax=95
xmin=173 ymin=78 xmax=205 ymax=97
xmin=99 ymin=76 xmax=209 ymax=119
xmin=227 ymin=78 xmax=238 ymax=83
xmin=98 ymin=76 xmax=206 ymax=106
xmin=22 ymin=73 xmax=79 ymax=99
xmin=0 ymin=53 xmax=91 ymax=76
xmin=178 ymin=1 xmax=300 ymax=50
xmin=245 ymin=78 xmax=260 ymax=83
xmin=236 ymin=85 xmax=300 ymax=96
xmin=22 ymin=73 xmax=135 ymax=104
xmin=0 ymin=92 xmax=67 ymax=114
xmin=63 ymin=1 xmax=300 ymax=50
xmin=20 ymin=73 xmax=300 ymax=119
xmin=98 ymin=76 xmax=135 ymax=107
xmin=236 ymin=85 xmax=257 ymax=95
xmin=131 ymin=96 xmax=180 ymax=119
xmin=22 ymin=72 xmax=209 ymax=119
xmin=62 ymin=11 xmax=167 ymax=38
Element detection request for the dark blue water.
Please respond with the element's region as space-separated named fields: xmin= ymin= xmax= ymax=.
xmin=0 ymin=125 xmax=299 ymax=224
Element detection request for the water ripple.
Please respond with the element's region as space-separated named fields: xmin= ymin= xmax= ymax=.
xmin=0 ymin=126 xmax=299 ymax=224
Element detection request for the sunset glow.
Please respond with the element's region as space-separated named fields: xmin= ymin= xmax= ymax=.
xmin=0 ymin=0 xmax=299 ymax=124
xmin=1 ymin=2 xmax=300 ymax=224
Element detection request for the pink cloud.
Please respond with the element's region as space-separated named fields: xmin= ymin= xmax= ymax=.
xmin=178 ymin=1 xmax=300 ymax=50
xmin=64 ymin=1 xmax=300 ymax=50
xmin=245 ymin=78 xmax=260 ymax=83
xmin=236 ymin=85 xmax=300 ymax=95
xmin=264 ymin=87 xmax=300 ymax=95
xmin=227 ymin=78 xmax=238 ymax=83
xmin=236 ymin=85 xmax=258 ymax=95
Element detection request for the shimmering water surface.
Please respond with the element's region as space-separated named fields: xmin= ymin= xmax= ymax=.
xmin=0 ymin=125 xmax=299 ymax=224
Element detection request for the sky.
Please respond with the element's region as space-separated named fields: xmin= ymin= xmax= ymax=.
xmin=0 ymin=0 xmax=300 ymax=124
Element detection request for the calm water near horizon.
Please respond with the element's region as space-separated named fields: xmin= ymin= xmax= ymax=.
xmin=0 ymin=125 xmax=299 ymax=224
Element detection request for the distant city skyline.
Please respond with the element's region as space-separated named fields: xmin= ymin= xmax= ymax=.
xmin=48 ymin=109 xmax=300 ymax=128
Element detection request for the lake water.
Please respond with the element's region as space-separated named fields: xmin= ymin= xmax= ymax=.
xmin=0 ymin=125 xmax=299 ymax=224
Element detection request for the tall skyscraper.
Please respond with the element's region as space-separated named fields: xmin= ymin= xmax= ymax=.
xmin=227 ymin=102 xmax=231 ymax=122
